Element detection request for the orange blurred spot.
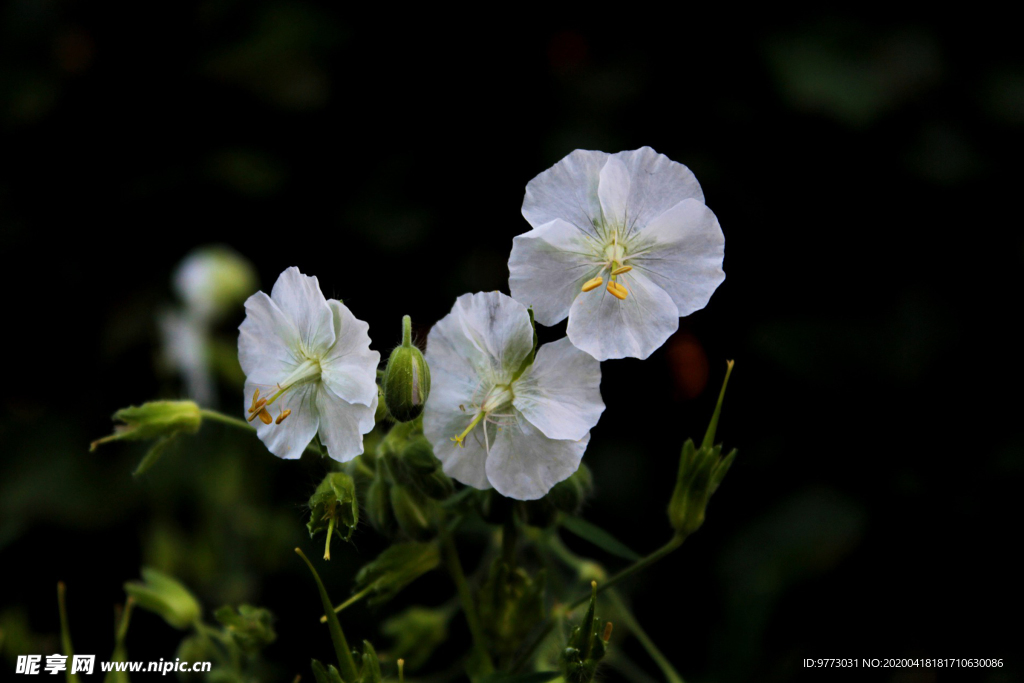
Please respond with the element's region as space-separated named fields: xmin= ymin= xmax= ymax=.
xmin=666 ymin=331 xmax=709 ymax=400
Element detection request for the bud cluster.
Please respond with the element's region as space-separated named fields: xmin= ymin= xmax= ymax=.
xmin=560 ymin=582 xmax=612 ymax=683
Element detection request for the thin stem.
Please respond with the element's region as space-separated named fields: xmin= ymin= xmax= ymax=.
xmin=200 ymin=409 xmax=321 ymax=456
xmin=440 ymin=528 xmax=493 ymax=673
xmin=569 ymin=536 xmax=684 ymax=610
xmin=294 ymin=548 xmax=359 ymax=682
xmin=606 ymin=591 xmax=685 ymax=683
xmin=57 ymin=582 xmax=81 ymax=683
xmin=319 ymin=585 xmax=375 ymax=623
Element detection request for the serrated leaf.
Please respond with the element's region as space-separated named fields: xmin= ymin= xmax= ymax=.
xmin=561 ymin=516 xmax=640 ymax=561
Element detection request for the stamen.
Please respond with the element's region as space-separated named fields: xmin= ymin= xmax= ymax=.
xmin=581 ymin=276 xmax=604 ymax=293
xmin=256 ymin=408 xmax=273 ymax=425
xmin=611 ymin=265 xmax=632 ymax=275
xmin=275 ymin=409 xmax=292 ymax=425
xmin=248 ymin=397 xmax=267 ymax=415
xmin=249 ymin=388 xmax=261 ymax=411
xmin=607 ymin=281 xmax=628 ymax=300
xmin=451 ymin=411 xmax=485 ymax=447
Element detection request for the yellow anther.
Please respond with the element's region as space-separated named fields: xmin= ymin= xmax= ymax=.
xmin=606 ymin=281 xmax=628 ymax=300
xmin=256 ymin=408 xmax=273 ymax=425
xmin=581 ymin=276 xmax=604 ymax=293
xmin=275 ymin=409 xmax=292 ymax=425
xmin=611 ymin=265 xmax=632 ymax=275
xmin=247 ymin=398 xmax=269 ymax=422
xmin=249 ymin=388 xmax=261 ymax=411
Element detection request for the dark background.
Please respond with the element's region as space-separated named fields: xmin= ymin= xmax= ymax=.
xmin=2 ymin=4 xmax=1021 ymax=682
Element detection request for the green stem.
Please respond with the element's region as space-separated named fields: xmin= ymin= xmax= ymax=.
xmin=570 ymin=536 xmax=684 ymax=610
xmin=440 ymin=528 xmax=493 ymax=673
xmin=319 ymin=585 xmax=375 ymax=623
xmin=57 ymin=583 xmax=81 ymax=683
xmin=294 ymin=548 xmax=359 ymax=682
xmin=606 ymin=591 xmax=685 ymax=683
xmin=200 ymin=409 xmax=321 ymax=456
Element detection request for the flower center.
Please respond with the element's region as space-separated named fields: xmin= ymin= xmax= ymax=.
xmin=246 ymin=358 xmax=321 ymax=426
xmin=580 ymin=233 xmax=633 ymax=300
xmin=450 ymin=383 xmax=515 ymax=448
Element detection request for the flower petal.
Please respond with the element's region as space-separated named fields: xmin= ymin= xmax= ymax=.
xmin=629 ymin=198 xmax=725 ymax=316
xmin=238 ymin=291 xmax=303 ymax=384
xmin=513 ymin=337 xmax=604 ymax=441
xmin=566 ymin=269 xmax=679 ymax=361
xmin=613 ymin=147 xmax=704 ymax=239
xmin=484 ymin=413 xmax=590 ymax=500
xmin=423 ymin=299 xmax=498 ymax=490
xmin=270 ymin=267 xmax=336 ymax=357
xmin=452 ymin=292 xmax=534 ymax=383
xmin=315 ymin=384 xmax=376 ymax=463
xmin=320 ymin=300 xmax=380 ymax=407
xmin=508 ymin=219 xmax=602 ymax=326
xmin=522 ymin=149 xmax=608 ymax=236
xmin=598 ymin=156 xmax=631 ymax=228
xmin=244 ymin=380 xmax=319 ymax=460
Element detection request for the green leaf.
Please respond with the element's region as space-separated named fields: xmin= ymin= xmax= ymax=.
xmin=560 ymin=517 xmax=640 ymax=561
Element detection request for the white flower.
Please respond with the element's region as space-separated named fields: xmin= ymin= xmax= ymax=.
xmin=509 ymin=147 xmax=725 ymax=361
xmin=238 ymin=267 xmax=380 ymax=462
xmin=423 ymin=291 xmax=605 ymax=500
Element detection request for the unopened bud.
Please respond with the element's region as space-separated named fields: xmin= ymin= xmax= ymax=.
xmin=390 ymin=485 xmax=438 ymax=541
xmin=91 ymin=400 xmax=202 ymax=451
xmin=366 ymin=473 xmax=397 ymax=536
xmin=382 ymin=316 xmax=431 ymax=422
xmin=668 ymin=361 xmax=738 ymax=537
xmin=124 ymin=568 xmax=201 ymax=630
xmin=560 ymin=581 xmax=611 ymax=683
xmin=173 ymin=246 xmax=257 ymax=322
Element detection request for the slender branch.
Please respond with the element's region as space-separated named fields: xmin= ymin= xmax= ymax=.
xmin=569 ymin=535 xmax=685 ymax=610
xmin=606 ymin=590 xmax=685 ymax=683
xmin=440 ymin=528 xmax=494 ymax=673
xmin=319 ymin=585 xmax=375 ymax=623
xmin=199 ymin=409 xmax=321 ymax=456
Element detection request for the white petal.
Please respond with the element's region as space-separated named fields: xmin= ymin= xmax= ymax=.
xmin=612 ymin=147 xmax=704 ymax=238
xmin=522 ymin=149 xmax=608 ymax=236
xmin=245 ymin=380 xmax=319 ymax=460
xmin=484 ymin=413 xmax=590 ymax=500
xmin=452 ymin=292 xmax=534 ymax=382
xmin=629 ymin=199 xmax=726 ymax=316
xmin=508 ymin=219 xmax=602 ymax=326
xmin=238 ymin=291 xmax=303 ymax=383
xmin=423 ymin=301 xmax=495 ymax=491
xmin=316 ymin=384 xmax=376 ymax=463
xmin=513 ymin=337 xmax=604 ymax=441
xmin=320 ymin=300 xmax=380 ymax=407
xmin=598 ymin=156 xmax=631 ymax=228
xmin=566 ymin=269 xmax=679 ymax=361
xmin=270 ymin=267 xmax=336 ymax=357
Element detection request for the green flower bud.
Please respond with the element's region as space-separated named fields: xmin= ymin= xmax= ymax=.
xmin=390 ymin=485 xmax=438 ymax=541
xmin=353 ymin=541 xmax=440 ymax=606
xmin=90 ymin=401 xmax=202 ymax=451
xmin=213 ymin=604 xmax=276 ymax=652
xmin=365 ymin=474 xmax=396 ymax=536
xmin=668 ymin=361 xmax=738 ymax=538
xmin=381 ymin=606 xmax=452 ymax=671
xmin=124 ymin=568 xmax=201 ymax=630
xmin=478 ymin=558 xmax=546 ymax=661
xmin=382 ymin=316 xmax=431 ymax=423
xmin=560 ymin=582 xmax=612 ymax=683
xmin=308 ymin=472 xmax=359 ymax=560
